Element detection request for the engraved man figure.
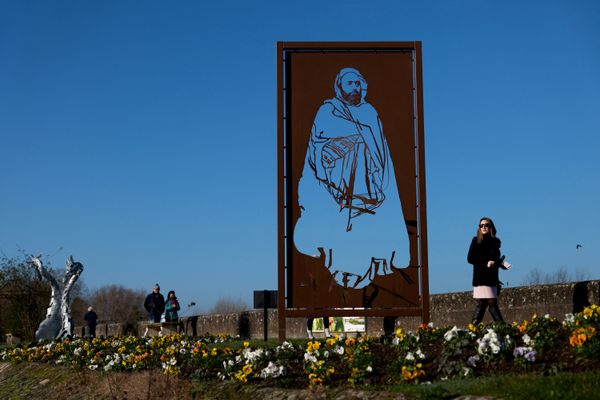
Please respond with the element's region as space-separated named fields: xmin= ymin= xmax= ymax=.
xmin=294 ymin=67 xmax=409 ymax=289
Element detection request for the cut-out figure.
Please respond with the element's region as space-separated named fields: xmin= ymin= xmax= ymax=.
xmin=294 ymin=67 xmax=409 ymax=289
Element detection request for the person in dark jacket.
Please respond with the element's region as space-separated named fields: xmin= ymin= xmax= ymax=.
xmin=467 ymin=217 xmax=506 ymax=324
xmin=84 ymin=306 xmax=98 ymax=338
xmin=144 ymin=284 xmax=165 ymax=323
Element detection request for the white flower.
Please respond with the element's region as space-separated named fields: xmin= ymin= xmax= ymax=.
xmin=277 ymin=341 xmax=294 ymax=353
xmin=333 ymin=345 xmax=344 ymax=355
xmin=88 ymin=364 xmax=98 ymax=370
xmin=563 ymin=313 xmax=575 ymax=325
xmin=391 ymin=337 xmax=400 ymax=346
xmin=366 ymin=365 xmax=373 ymax=373
xmin=243 ymin=348 xmax=264 ymax=363
xmin=477 ymin=329 xmax=502 ymax=355
xmin=304 ymin=353 xmax=317 ymax=363
xmin=522 ymin=334 xmax=532 ymax=345
xmin=467 ymin=355 xmax=479 ymax=367
xmin=444 ymin=326 xmax=460 ymax=341
xmin=416 ymin=349 xmax=426 ymax=359
xmin=489 ymin=342 xmax=501 ymax=354
xmin=260 ymin=361 xmax=285 ymax=378
xmin=405 ymin=352 xmax=415 ymax=361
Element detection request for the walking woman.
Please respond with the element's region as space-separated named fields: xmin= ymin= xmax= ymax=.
xmin=467 ymin=217 xmax=505 ymax=324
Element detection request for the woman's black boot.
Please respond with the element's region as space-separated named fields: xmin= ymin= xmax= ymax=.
xmin=471 ymin=301 xmax=487 ymax=325
xmin=489 ymin=303 xmax=505 ymax=323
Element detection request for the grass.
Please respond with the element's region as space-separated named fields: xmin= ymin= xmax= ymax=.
xmin=391 ymin=371 xmax=600 ymax=400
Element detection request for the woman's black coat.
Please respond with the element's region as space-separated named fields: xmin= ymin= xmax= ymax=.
xmin=467 ymin=236 xmax=502 ymax=287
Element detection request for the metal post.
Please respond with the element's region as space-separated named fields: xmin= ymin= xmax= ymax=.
xmin=263 ymin=290 xmax=269 ymax=341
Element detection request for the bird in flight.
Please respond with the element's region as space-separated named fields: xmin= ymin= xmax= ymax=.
xmin=576 ymin=244 xmax=583 ymax=249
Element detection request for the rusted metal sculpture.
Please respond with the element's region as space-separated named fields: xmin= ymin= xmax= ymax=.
xmin=30 ymin=255 xmax=83 ymax=340
xmin=277 ymin=42 xmax=430 ymax=340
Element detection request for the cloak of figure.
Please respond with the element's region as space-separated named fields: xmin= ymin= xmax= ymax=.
xmin=30 ymin=255 xmax=83 ymax=340
xmin=294 ymin=67 xmax=409 ymax=289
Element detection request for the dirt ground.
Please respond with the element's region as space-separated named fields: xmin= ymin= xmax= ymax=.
xmin=0 ymin=362 xmax=428 ymax=400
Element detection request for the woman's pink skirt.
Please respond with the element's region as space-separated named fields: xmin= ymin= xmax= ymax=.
xmin=473 ymin=285 xmax=497 ymax=299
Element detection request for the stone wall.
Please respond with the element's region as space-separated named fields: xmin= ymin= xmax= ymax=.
xmin=425 ymin=280 xmax=599 ymax=328
xmin=76 ymin=280 xmax=599 ymax=339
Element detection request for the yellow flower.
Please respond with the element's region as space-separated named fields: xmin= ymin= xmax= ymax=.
xmin=307 ymin=340 xmax=320 ymax=352
xmin=243 ymin=364 xmax=253 ymax=374
xmin=395 ymin=328 xmax=405 ymax=341
xmin=243 ymin=341 xmax=250 ymax=348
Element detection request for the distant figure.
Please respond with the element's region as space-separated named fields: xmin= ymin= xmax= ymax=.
xmin=164 ymin=290 xmax=181 ymax=323
xmin=307 ymin=316 xmax=331 ymax=339
xmin=144 ymin=283 xmax=165 ymax=323
xmin=84 ymin=306 xmax=98 ymax=338
xmin=467 ymin=217 xmax=506 ymax=324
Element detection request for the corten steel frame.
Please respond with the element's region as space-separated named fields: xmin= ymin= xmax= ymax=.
xmin=277 ymin=42 xmax=429 ymax=340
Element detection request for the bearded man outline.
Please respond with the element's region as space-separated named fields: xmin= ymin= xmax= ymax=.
xmin=294 ymin=67 xmax=410 ymax=289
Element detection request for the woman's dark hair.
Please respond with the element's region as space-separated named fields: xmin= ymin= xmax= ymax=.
xmin=476 ymin=217 xmax=497 ymax=243
xmin=167 ymin=290 xmax=177 ymax=299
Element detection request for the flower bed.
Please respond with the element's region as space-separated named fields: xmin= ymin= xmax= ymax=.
xmin=2 ymin=305 xmax=599 ymax=387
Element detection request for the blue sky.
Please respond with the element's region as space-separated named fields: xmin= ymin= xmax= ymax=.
xmin=1 ymin=1 xmax=599 ymax=314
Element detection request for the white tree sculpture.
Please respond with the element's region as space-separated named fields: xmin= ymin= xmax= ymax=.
xmin=30 ymin=255 xmax=84 ymax=340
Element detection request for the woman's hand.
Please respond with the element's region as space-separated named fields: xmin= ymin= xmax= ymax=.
xmin=487 ymin=261 xmax=495 ymax=268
